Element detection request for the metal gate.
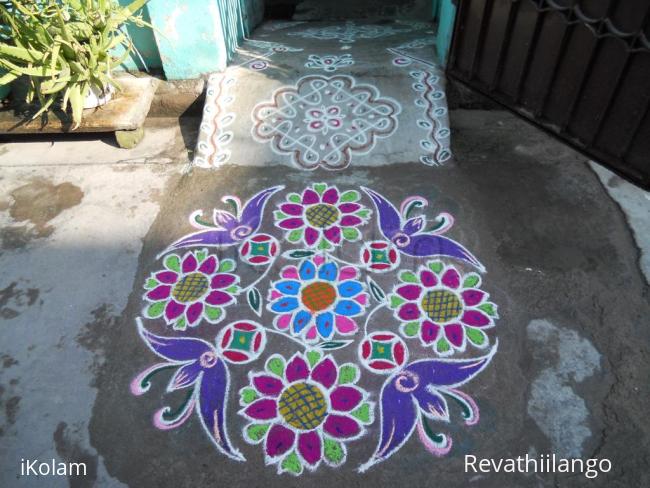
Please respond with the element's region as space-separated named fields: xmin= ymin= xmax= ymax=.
xmin=447 ymin=0 xmax=650 ymax=189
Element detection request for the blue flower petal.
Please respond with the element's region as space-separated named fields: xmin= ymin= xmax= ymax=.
xmin=275 ymin=280 xmax=301 ymax=296
xmin=318 ymin=262 xmax=338 ymax=282
xmin=334 ymin=299 xmax=362 ymax=317
xmin=299 ymin=260 xmax=316 ymax=281
xmin=316 ymin=312 xmax=335 ymax=339
xmin=270 ymin=297 xmax=299 ymax=313
xmin=293 ymin=309 xmax=312 ymax=334
xmin=337 ymin=280 xmax=363 ymax=298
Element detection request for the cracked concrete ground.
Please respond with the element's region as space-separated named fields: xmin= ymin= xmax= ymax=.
xmin=0 ymin=45 xmax=649 ymax=488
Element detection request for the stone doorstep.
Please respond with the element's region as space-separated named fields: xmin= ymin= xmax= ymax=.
xmin=0 ymin=74 xmax=160 ymax=134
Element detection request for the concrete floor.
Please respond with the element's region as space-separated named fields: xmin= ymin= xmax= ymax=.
xmin=1 ymin=23 xmax=649 ymax=488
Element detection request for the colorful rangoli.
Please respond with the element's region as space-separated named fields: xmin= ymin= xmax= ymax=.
xmin=132 ymin=184 xmax=498 ymax=475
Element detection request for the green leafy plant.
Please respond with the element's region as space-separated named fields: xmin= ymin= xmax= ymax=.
xmin=0 ymin=0 xmax=150 ymax=128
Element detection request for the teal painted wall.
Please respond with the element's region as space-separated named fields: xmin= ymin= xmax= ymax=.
xmin=433 ymin=0 xmax=457 ymax=66
xmin=115 ymin=0 xmax=264 ymax=79
xmin=115 ymin=2 xmax=162 ymax=71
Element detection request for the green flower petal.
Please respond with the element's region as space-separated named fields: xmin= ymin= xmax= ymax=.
xmin=323 ymin=438 xmax=345 ymax=466
xmin=144 ymin=278 xmax=158 ymax=290
xmin=274 ymin=210 xmax=289 ymax=220
xmin=245 ymin=423 xmax=269 ymax=444
xmin=287 ymin=229 xmax=303 ymax=243
xmin=306 ymin=350 xmax=322 ymax=368
xmin=399 ymin=270 xmax=418 ymax=283
xmin=173 ymin=316 xmax=187 ymax=331
xmin=288 ymin=193 xmax=302 ymax=204
xmin=218 ymin=259 xmax=235 ymax=273
xmin=356 ymin=209 xmax=371 ymax=219
xmin=337 ymin=364 xmax=359 ymax=384
xmin=463 ymin=273 xmax=481 ymax=289
xmin=389 ymin=294 xmax=405 ymax=309
xmin=146 ymin=301 xmax=165 ymax=318
xmin=340 ymin=190 xmax=360 ymax=202
xmin=240 ymin=387 xmax=258 ymax=405
xmin=204 ymin=306 xmax=223 ymax=322
xmin=402 ymin=321 xmax=420 ymax=337
xmin=436 ymin=337 xmax=451 ymax=354
xmin=164 ymin=255 xmax=180 ymax=272
xmin=342 ymin=227 xmax=360 ymax=241
xmin=313 ymin=183 xmax=327 ymax=195
xmin=466 ymin=327 xmax=488 ymax=348
xmin=351 ymin=402 xmax=372 ymax=424
xmin=318 ymin=238 xmax=332 ymax=250
xmin=478 ymin=302 xmax=498 ymax=318
xmin=266 ymin=356 xmax=285 ymax=377
xmin=428 ymin=261 xmax=444 ymax=274
xmin=280 ymin=451 xmax=302 ymax=475
xmin=196 ymin=250 xmax=207 ymax=263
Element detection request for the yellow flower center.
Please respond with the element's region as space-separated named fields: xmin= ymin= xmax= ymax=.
xmin=420 ymin=290 xmax=462 ymax=323
xmin=171 ymin=273 xmax=209 ymax=303
xmin=278 ymin=382 xmax=328 ymax=430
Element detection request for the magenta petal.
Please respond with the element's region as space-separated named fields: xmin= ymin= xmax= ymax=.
xmin=185 ymin=302 xmax=203 ymax=325
xmin=311 ymin=358 xmax=337 ymax=389
xmin=279 ymin=217 xmax=305 ymax=230
xmin=445 ymin=323 xmax=465 ymax=347
xmin=441 ymin=268 xmax=461 ymax=289
xmin=321 ymin=187 xmax=339 ymax=205
xmin=421 ymin=320 xmax=440 ymax=344
xmin=182 ymin=253 xmax=198 ymax=273
xmin=396 ymin=284 xmax=422 ymax=301
xmin=461 ymin=289 xmax=486 ymax=307
xmin=302 ymin=189 xmax=320 ymax=205
xmin=298 ymin=431 xmax=322 ymax=465
xmin=147 ymin=285 xmax=171 ymax=301
xmin=323 ymin=414 xmax=360 ymax=439
xmin=329 ymin=386 xmax=362 ymax=412
xmin=285 ymin=355 xmax=310 ymax=382
xmin=398 ymin=303 xmax=421 ymax=321
xmin=304 ymin=227 xmax=320 ymax=246
xmin=205 ymin=290 xmax=232 ymax=306
xmin=155 ymin=271 xmax=178 ymax=284
xmin=198 ymin=255 xmax=217 ymax=274
xmin=244 ymin=399 xmax=278 ymax=421
xmin=420 ymin=270 xmax=438 ymax=288
xmin=323 ymin=226 xmax=341 ymax=244
xmin=461 ymin=310 xmax=490 ymax=327
xmin=164 ymin=300 xmax=185 ymax=321
xmin=211 ymin=274 xmax=236 ymax=289
xmin=266 ymin=424 xmax=295 ymax=458
xmin=253 ymin=375 xmax=284 ymax=397
xmin=280 ymin=203 xmax=304 ymax=216
xmin=340 ymin=215 xmax=362 ymax=227
xmin=338 ymin=203 xmax=361 ymax=214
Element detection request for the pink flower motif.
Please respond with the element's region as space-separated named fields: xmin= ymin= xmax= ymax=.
xmin=275 ymin=184 xmax=370 ymax=249
xmin=239 ymin=352 xmax=373 ymax=475
xmin=143 ymin=249 xmax=240 ymax=330
xmin=304 ymin=105 xmax=345 ymax=135
xmin=389 ymin=262 xmax=498 ymax=356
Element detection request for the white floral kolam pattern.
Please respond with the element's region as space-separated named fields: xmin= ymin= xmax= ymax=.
xmin=194 ymin=20 xmax=451 ymax=170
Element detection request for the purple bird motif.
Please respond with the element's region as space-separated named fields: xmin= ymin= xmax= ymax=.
xmin=359 ymin=345 xmax=496 ymax=472
xmin=130 ymin=319 xmax=244 ymax=461
xmin=361 ymin=187 xmax=484 ymax=271
xmin=165 ymin=186 xmax=284 ymax=252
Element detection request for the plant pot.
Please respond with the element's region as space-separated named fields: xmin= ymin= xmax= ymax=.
xmin=83 ymin=84 xmax=115 ymax=109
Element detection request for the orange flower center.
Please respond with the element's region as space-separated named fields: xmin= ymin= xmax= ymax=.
xmin=301 ymin=281 xmax=336 ymax=312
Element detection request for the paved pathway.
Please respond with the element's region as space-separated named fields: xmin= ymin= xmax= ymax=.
xmin=0 ymin=20 xmax=649 ymax=488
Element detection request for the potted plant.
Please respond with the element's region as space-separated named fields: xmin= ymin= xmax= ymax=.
xmin=0 ymin=0 xmax=150 ymax=128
